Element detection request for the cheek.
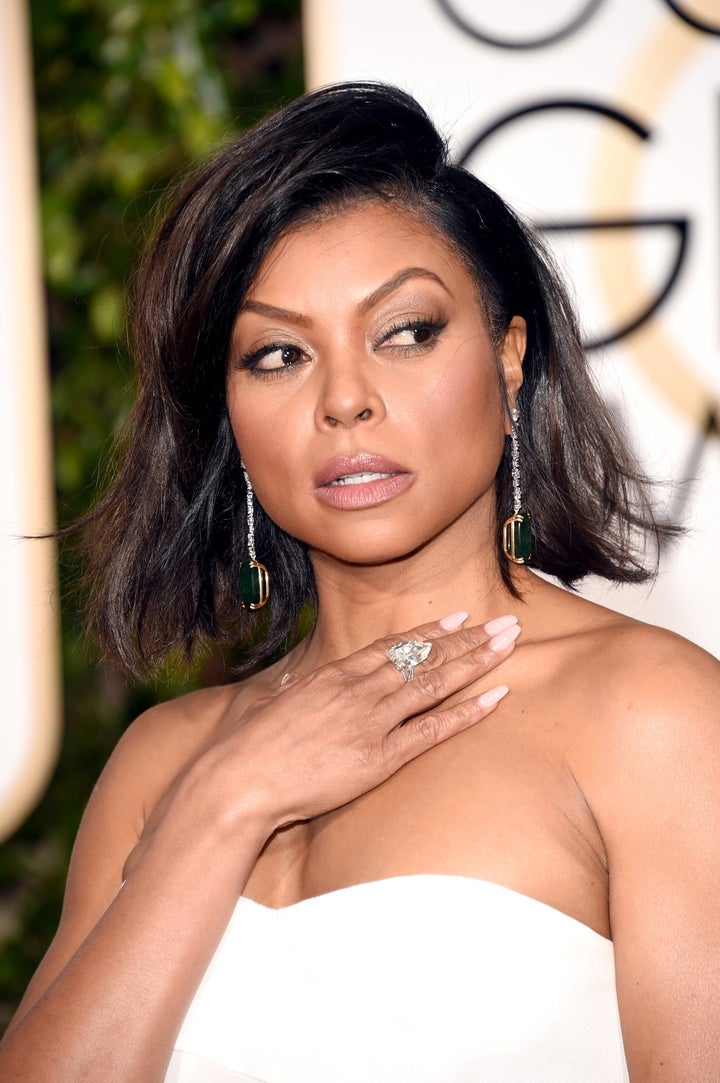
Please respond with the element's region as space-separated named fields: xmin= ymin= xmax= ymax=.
xmin=415 ymin=352 xmax=505 ymax=449
xmin=227 ymin=386 xmax=275 ymax=487
xmin=228 ymin=380 xmax=289 ymax=465
xmin=227 ymin=394 xmax=309 ymax=529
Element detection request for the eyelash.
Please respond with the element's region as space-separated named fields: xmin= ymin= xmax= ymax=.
xmin=376 ymin=316 xmax=448 ymax=355
xmin=238 ymin=343 xmax=310 ymax=379
xmin=237 ymin=315 xmax=448 ymax=379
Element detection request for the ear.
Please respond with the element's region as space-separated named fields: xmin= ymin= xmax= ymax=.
xmin=499 ymin=315 xmax=526 ymax=434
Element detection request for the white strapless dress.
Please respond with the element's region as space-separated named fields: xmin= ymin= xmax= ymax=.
xmin=164 ymin=875 xmax=629 ymax=1082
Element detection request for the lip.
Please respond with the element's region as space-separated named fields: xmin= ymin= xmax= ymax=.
xmin=313 ymin=453 xmax=415 ymax=510
xmin=314 ymin=453 xmax=409 ymax=488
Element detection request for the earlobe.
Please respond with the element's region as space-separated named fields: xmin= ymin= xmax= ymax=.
xmin=500 ymin=315 xmax=526 ymax=431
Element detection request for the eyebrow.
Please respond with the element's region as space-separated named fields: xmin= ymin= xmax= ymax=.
xmin=357 ymin=267 xmax=450 ymax=314
xmin=240 ymin=267 xmax=450 ymax=327
xmin=240 ymin=299 xmax=313 ymax=327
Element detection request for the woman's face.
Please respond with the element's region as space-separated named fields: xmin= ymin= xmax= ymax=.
xmin=227 ymin=201 xmax=525 ymax=566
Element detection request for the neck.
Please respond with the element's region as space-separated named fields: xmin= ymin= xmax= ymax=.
xmin=296 ymin=513 xmax=527 ymax=670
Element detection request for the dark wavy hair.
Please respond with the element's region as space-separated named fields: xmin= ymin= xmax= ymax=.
xmin=78 ymin=81 xmax=669 ymax=676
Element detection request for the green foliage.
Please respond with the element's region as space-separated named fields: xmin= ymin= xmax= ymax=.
xmin=0 ymin=0 xmax=302 ymax=1032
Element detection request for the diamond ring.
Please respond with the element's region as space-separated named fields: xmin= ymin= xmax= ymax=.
xmin=387 ymin=640 xmax=433 ymax=682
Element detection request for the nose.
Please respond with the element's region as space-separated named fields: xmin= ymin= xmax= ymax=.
xmin=314 ymin=356 xmax=386 ymax=430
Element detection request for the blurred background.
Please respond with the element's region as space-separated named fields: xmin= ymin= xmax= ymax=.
xmin=1 ymin=0 xmax=719 ymax=1035
xmin=0 ymin=0 xmax=302 ymax=1031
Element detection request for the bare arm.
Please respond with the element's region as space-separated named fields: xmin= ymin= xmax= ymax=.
xmin=0 ymin=614 xmax=518 ymax=1082
xmin=574 ymin=629 xmax=720 ymax=1081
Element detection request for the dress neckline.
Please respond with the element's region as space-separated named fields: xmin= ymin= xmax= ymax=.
xmin=237 ymin=872 xmax=612 ymax=943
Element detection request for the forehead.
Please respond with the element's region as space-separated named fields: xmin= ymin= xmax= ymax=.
xmin=247 ymin=201 xmax=480 ymax=303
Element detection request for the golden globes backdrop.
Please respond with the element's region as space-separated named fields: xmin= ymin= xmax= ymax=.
xmin=304 ymin=0 xmax=720 ymax=657
xmin=0 ymin=0 xmax=60 ymax=840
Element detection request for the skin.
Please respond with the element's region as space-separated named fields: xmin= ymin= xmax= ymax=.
xmin=1 ymin=202 xmax=719 ymax=1081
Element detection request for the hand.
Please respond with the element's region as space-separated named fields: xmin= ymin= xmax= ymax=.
xmin=200 ymin=611 xmax=520 ymax=833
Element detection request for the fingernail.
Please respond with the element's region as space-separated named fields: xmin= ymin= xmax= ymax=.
xmin=280 ymin=672 xmax=293 ymax=686
xmin=478 ymin=684 xmax=509 ymax=708
xmin=488 ymin=624 xmax=521 ymax=652
xmin=439 ymin=610 xmax=469 ymax=631
xmin=483 ymin=614 xmax=519 ymax=636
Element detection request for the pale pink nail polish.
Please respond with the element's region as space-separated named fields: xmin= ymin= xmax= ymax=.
xmin=483 ymin=614 xmax=519 ymax=636
xmin=439 ymin=610 xmax=470 ymax=631
xmin=478 ymin=684 xmax=509 ymax=708
xmin=488 ymin=624 xmax=521 ymax=652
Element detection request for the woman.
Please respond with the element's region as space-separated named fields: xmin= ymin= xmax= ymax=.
xmin=1 ymin=82 xmax=718 ymax=1082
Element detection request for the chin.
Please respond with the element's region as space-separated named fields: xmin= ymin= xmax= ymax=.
xmin=308 ymin=528 xmax=443 ymax=569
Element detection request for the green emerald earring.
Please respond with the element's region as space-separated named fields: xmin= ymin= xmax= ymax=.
xmin=501 ymin=407 xmax=532 ymax=564
xmin=240 ymin=466 xmax=270 ymax=610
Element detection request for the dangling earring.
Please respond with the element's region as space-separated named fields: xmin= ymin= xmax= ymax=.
xmin=501 ymin=407 xmax=532 ymax=564
xmin=239 ymin=466 xmax=270 ymax=610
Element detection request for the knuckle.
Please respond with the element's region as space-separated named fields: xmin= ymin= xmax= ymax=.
xmin=413 ymin=667 xmax=447 ymax=699
xmin=413 ymin=712 xmax=442 ymax=745
xmin=328 ymin=674 xmax=351 ymax=702
xmin=454 ymin=627 xmax=486 ymax=650
xmin=471 ymin=643 xmax=498 ymax=668
xmin=354 ymin=742 xmax=376 ymax=769
xmin=355 ymin=738 xmax=391 ymax=772
xmin=336 ymin=652 xmax=368 ymax=678
xmin=457 ymin=697 xmax=482 ymax=722
xmin=309 ymin=666 xmax=354 ymax=702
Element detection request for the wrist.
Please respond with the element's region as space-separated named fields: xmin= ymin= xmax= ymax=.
xmin=177 ymin=750 xmax=281 ymax=850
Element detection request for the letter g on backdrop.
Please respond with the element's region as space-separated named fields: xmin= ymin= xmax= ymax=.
xmin=304 ymin=0 xmax=720 ymax=655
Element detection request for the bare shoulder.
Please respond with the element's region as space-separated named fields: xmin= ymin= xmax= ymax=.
xmin=527 ymin=575 xmax=720 ymax=729
xmin=551 ymin=611 xmax=720 ymax=1074
xmin=114 ymin=682 xmax=246 ymax=800
xmin=11 ymin=672 xmax=272 ymax=1019
xmin=63 ymin=673 xmax=274 ymax=927
xmin=525 ymin=577 xmax=720 ymax=808
xmin=96 ymin=669 xmax=278 ymax=835
xmin=558 ymin=606 xmax=720 ymax=903
xmin=567 ymin=612 xmax=720 ymax=750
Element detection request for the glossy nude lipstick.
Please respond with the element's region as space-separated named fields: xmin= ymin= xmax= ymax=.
xmin=313 ymin=454 xmax=415 ymax=510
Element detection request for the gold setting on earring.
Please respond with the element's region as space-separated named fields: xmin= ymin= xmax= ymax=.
xmin=502 ymin=406 xmax=532 ymax=565
xmin=239 ymin=559 xmax=270 ymax=610
xmin=240 ymin=466 xmax=270 ymax=610
xmin=502 ymin=512 xmax=532 ymax=565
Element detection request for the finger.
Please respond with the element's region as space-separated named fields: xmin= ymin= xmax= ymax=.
xmin=381 ymin=612 xmax=519 ymax=665
xmin=263 ymin=671 xmax=304 ymax=699
xmin=371 ymin=615 xmax=521 ymax=699
xmin=279 ymin=671 xmax=302 ymax=688
xmin=384 ymin=621 xmax=521 ymax=710
xmin=339 ymin=611 xmax=518 ymax=685
xmin=385 ymin=684 xmax=510 ymax=767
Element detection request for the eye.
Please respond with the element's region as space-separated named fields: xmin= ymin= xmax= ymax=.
xmin=378 ymin=316 xmax=447 ymax=355
xmin=239 ymin=342 xmax=310 ymax=375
